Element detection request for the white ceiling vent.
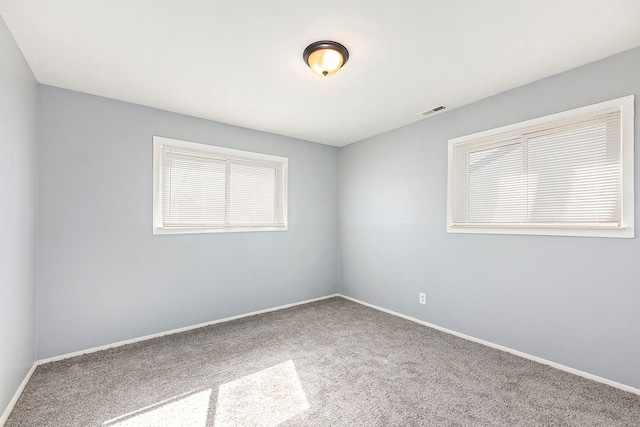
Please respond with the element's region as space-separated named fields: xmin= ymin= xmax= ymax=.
xmin=421 ymin=105 xmax=447 ymax=116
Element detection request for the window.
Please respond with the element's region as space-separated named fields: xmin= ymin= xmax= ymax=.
xmin=447 ymin=96 xmax=634 ymax=238
xmin=153 ymin=136 xmax=287 ymax=234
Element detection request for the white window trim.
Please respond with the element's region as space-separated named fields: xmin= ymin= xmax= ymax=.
xmin=153 ymin=136 xmax=288 ymax=235
xmin=447 ymin=96 xmax=634 ymax=238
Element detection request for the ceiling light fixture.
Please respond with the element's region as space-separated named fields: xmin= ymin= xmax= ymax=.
xmin=303 ymin=40 xmax=349 ymax=77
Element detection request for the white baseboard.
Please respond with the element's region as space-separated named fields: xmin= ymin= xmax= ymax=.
xmin=0 ymin=362 xmax=37 ymax=426
xmin=339 ymin=294 xmax=640 ymax=396
xmin=38 ymin=294 xmax=339 ymax=365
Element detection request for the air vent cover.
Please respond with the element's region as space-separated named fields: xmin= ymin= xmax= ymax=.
xmin=421 ymin=105 xmax=447 ymax=116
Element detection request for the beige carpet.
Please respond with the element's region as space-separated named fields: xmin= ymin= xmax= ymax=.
xmin=6 ymin=297 xmax=640 ymax=426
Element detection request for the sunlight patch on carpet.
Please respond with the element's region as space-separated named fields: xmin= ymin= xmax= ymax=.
xmin=214 ymin=360 xmax=310 ymax=427
xmin=103 ymin=389 xmax=211 ymax=427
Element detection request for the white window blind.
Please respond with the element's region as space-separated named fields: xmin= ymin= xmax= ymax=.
xmin=447 ymin=96 xmax=634 ymax=238
xmin=153 ymin=137 xmax=287 ymax=234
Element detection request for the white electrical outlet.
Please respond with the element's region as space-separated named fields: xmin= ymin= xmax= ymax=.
xmin=419 ymin=292 xmax=426 ymax=304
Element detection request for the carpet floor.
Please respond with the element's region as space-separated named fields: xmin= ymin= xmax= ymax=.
xmin=5 ymin=297 xmax=640 ymax=426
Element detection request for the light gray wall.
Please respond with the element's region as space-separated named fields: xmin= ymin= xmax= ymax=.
xmin=0 ymin=16 xmax=38 ymax=415
xmin=339 ymin=47 xmax=640 ymax=388
xmin=37 ymin=86 xmax=339 ymax=359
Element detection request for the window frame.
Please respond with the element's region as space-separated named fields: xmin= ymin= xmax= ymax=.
xmin=447 ymin=95 xmax=634 ymax=238
xmin=153 ymin=136 xmax=288 ymax=235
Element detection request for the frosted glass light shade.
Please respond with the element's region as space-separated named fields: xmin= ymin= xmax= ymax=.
xmin=307 ymin=48 xmax=344 ymax=76
xmin=303 ymin=41 xmax=349 ymax=77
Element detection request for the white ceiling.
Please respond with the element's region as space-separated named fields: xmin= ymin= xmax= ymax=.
xmin=2 ymin=1 xmax=640 ymax=147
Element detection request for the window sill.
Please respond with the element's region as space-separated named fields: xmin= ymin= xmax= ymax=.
xmin=153 ymin=225 xmax=288 ymax=235
xmin=447 ymin=224 xmax=633 ymax=238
